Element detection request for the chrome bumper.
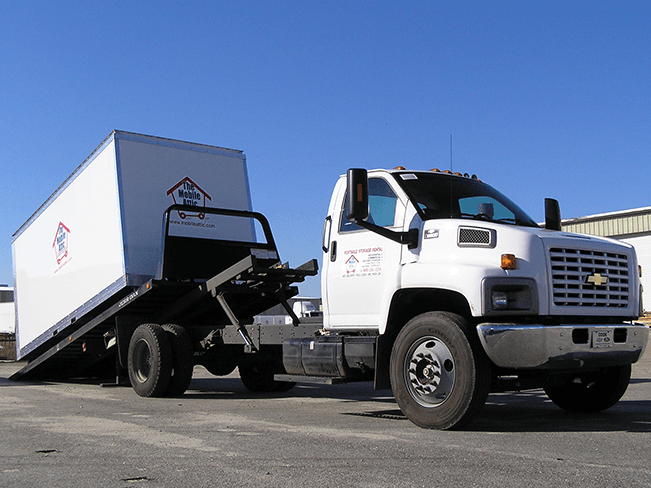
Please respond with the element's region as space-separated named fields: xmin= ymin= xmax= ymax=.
xmin=476 ymin=322 xmax=649 ymax=369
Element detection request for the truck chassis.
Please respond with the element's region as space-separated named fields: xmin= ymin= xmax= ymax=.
xmin=11 ymin=206 xmax=330 ymax=392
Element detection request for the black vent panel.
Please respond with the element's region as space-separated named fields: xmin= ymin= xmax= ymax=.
xmin=458 ymin=227 xmax=494 ymax=247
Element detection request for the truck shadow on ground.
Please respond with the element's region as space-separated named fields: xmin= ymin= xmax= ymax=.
xmin=469 ymin=394 xmax=651 ymax=434
xmin=4 ymin=368 xmax=649 ymax=434
xmin=347 ymin=390 xmax=651 ymax=434
xmin=187 ymin=376 xmax=651 ymax=434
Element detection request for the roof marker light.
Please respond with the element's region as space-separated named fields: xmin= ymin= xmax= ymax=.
xmin=394 ymin=166 xmax=406 ymax=170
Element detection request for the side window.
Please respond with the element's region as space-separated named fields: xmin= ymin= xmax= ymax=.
xmin=340 ymin=178 xmax=398 ymax=232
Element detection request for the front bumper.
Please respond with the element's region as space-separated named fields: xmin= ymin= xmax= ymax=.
xmin=476 ymin=322 xmax=649 ymax=369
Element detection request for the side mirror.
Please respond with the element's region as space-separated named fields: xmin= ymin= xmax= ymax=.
xmin=544 ymin=198 xmax=561 ymax=231
xmin=346 ymin=168 xmax=368 ymax=221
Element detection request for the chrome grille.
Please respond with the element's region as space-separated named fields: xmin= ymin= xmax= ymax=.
xmin=549 ymin=247 xmax=629 ymax=307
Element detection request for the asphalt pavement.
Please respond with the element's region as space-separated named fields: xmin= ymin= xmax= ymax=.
xmin=0 ymin=353 xmax=650 ymax=488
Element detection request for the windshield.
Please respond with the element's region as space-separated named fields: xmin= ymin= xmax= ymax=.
xmin=393 ymin=172 xmax=539 ymax=228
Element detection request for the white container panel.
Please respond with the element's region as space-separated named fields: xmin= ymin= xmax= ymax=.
xmin=14 ymin=140 xmax=125 ymax=356
xmin=12 ymin=131 xmax=254 ymax=360
xmin=115 ymin=136 xmax=253 ymax=282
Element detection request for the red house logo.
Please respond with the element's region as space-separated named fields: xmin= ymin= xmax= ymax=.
xmin=345 ymin=255 xmax=359 ymax=274
xmin=53 ymin=222 xmax=71 ymax=265
xmin=166 ymin=177 xmax=212 ymax=219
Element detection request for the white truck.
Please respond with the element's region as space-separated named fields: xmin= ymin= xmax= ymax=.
xmin=11 ymin=134 xmax=649 ymax=430
xmin=0 ymin=286 xmax=14 ymax=334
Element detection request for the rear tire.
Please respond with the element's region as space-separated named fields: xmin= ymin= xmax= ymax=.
xmin=390 ymin=312 xmax=491 ymax=430
xmin=239 ymin=359 xmax=278 ymax=393
xmin=544 ymin=365 xmax=631 ymax=412
xmin=161 ymin=324 xmax=194 ymax=397
xmin=128 ymin=324 xmax=173 ymax=397
xmin=239 ymin=352 xmax=295 ymax=393
xmin=201 ymin=346 xmax=239 ymax=377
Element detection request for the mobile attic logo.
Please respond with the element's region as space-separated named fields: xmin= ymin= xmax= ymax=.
xmin=166 ymin=177 xmax=212 ymax=219
xmin=53 ymin=222 xmax=71 ymax=269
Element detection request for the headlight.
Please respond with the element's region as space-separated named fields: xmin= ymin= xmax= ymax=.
xmin=482 ymin=278 xmax=538 ymax=315
xmin=491 ymin=291 xmax=509 ymax=310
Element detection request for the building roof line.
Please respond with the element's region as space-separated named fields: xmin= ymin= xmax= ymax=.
xmin=562 ymin=206 xmax=651 ymax=225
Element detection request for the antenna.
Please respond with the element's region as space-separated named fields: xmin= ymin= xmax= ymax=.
xmin=449 ymin=134 xmax=453 ymax=172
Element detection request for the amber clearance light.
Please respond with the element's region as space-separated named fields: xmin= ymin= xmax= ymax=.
xmin=501 ymin=254 xmax=517 ymax=270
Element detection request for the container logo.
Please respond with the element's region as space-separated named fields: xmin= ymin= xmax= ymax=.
xmin=166 ymin=177 xmax=212 ymax=219
xmin=53 ymin=222 xmax=71 ymax=268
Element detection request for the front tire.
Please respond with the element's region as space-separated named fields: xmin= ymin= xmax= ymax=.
xmin=390 ymin=312 xmax=491 ymax=430
xmin=544 ymin=365 xmax=631 ymax=413
xmin=128 ymin=324 xmax=173 ymax=397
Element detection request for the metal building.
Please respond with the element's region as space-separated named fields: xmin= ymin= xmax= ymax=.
xmin=561 ymin=206 xmax=651 ymax=313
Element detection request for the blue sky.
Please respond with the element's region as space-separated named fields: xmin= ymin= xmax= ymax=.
xmin=2 ymin=1 xmax=650 ymax=296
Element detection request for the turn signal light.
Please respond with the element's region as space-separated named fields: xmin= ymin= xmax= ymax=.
xmin=501 ymin=254 xmax=516 ymax=270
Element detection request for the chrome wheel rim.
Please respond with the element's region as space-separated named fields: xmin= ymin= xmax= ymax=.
xmin=404 ymin=336 xmax=456 ymax=407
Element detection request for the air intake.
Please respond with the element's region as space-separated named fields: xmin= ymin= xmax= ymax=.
xmin=458 ymin=227 xmax=495 ymax=248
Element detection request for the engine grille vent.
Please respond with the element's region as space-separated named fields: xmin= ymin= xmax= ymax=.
xmin=549 ymin=247 xmax=630 ymax=308
xmin=458 ymin=227 xmax=495 ymax=248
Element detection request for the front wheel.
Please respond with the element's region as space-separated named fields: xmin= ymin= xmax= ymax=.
xmin=390 ymin=312 xmax=491 ymax=430
xmin=544 ymin=365 xmax=631 ymax=413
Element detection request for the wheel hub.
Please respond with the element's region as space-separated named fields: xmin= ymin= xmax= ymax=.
xmin=405 ymin=338 xmax=455 ymax=407
xmin=133 ymin=339 xmax=152 ymax=382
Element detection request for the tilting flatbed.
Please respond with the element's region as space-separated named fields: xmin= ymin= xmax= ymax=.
xmin=11 ymin=206 xmax=319 ymax=386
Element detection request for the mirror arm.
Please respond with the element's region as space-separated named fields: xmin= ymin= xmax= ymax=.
xmin=354 ymin=219 xmax=419 ymax=249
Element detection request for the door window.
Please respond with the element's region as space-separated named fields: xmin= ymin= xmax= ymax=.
xmin=340 ymin=178 xmax=398 ymax=233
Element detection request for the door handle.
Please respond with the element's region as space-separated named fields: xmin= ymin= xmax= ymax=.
xmin=322 ymin=216 xmax=332 ymax=252
xmin=330 ymin=240 xmax=337 ymax=262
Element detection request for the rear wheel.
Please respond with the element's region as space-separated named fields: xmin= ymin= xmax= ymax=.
xmin=239 ymin=351 xmax=295 ymax=393
xmin=544 ymin=365 xmax=631 ymax=412
xmin=161 ymin=324 xmax=194 ymax=397
xmin=128 ymin=324 xmax=173 ymax=397
xmin=239 ymin=360 xmax=277 ymax=392
xmin=390 ymin=312 xmax=491 ymax=430
xmin=201 ymin=346 xmax=239 ymax=377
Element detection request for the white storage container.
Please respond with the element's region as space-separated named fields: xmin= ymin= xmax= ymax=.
xmin=12 ymin=131 xmax=252 ymax=359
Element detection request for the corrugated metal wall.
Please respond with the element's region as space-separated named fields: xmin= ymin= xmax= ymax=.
xmin=562 ymin=208 xmax=651 ymax=238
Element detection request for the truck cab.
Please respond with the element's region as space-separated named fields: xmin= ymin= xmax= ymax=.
xmin=321 ymin=168 xmax=647 ymax=428
xmin=323 ymin=168 xmax=643 ymax=328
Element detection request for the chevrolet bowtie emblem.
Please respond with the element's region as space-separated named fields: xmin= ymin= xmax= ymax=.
xmin=586 ymin=273 xmax=609 ymax=286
